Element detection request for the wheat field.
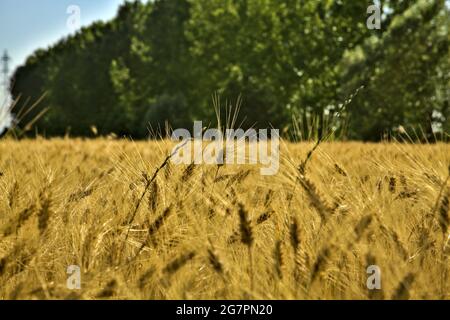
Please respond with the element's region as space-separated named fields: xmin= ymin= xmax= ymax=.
xmin=0 ymin=138 xmax=449 ymax=300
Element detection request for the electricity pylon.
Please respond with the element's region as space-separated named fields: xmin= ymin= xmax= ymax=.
xmin=1 ymin=50 xmax=11 ymax=91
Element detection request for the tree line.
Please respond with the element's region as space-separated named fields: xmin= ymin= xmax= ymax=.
xmin=10 ymin=0 xmax=450 ymax=140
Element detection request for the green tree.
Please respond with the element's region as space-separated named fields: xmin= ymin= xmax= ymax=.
xmin=341 ymin=0 xmax=449 ymax=140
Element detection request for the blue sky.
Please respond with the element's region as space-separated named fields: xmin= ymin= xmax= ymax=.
xmin=0 ymin=0 xmax=133 ymax=128
xmin=0 ymin=0 xmax=129 ymax=73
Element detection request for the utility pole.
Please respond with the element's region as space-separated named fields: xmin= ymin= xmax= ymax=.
xmin=1 ymin=50 xmax=11 ymax=92
xmin=0 ymin=50 xmax=12 ymax=135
